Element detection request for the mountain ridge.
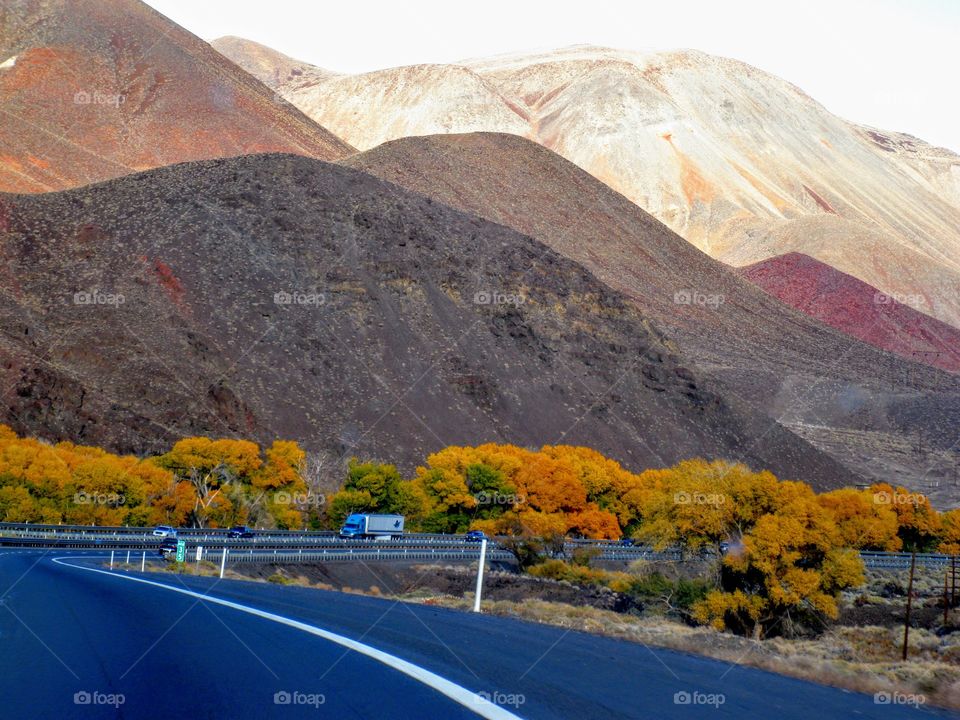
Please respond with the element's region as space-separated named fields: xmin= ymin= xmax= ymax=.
xmin=216 ymin=40 xmax=960 ymax=330
xmin=0 ymin=0 xmax=352 ymax=193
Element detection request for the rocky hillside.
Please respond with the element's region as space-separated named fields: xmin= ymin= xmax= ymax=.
xmin=0 ymin=154 xmax=859 ymax=488
xmin=345 ymin=133 xmax=960 ymax=503
xmin=0 ymin=0 xmax=351 ymax=193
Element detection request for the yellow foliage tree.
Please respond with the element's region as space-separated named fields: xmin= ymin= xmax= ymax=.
xmin=693 ymin=482 xmax=864 ymax=637
xmin=817 ymin=487 xmax=901 ymax=550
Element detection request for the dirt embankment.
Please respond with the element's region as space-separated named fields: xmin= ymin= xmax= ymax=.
xmin=229 ymin=560 xmax=641 ymax=613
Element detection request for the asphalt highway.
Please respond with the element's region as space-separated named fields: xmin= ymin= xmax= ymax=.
xmin=0 ymin=549 xmax=953 ymax=719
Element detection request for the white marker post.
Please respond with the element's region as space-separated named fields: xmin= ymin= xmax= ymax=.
xmin=473 ymin=538 xmax=488 ymax=613
xmin=196 ymin=546 xmax=203 ymax=569
xmin=141 ymin=551 xmax=145 ymax=572
xmin=110 ymin=551 xmax=114 ymax=570
xmin=219 ymin=547 xmax=227 ymax=579
xmin=126 ymin=550 xmax=130 ymax=565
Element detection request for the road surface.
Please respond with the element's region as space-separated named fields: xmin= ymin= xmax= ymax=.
xmin=0 ymin=549 xmax=952 ymax=719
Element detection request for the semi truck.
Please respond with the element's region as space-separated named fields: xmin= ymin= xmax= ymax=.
xmin=339 ymin=513 xmax=405 ymax=540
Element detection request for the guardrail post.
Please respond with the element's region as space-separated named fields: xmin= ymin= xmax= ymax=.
xmin=220 ymin=548 xmax=227 ymax=579
xmin=473 ymin=539 xmax=488 ymax=613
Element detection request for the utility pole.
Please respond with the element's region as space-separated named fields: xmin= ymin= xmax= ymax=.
xmin=952 ymin=555 xmax=957 ymax=609
xmin=945 ymin=570 xmax=950 ymax=627
xmin=903 ymin=552 xmax=917 ymax=661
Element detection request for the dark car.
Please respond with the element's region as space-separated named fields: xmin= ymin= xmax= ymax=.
xmin=465 ymin=530 xmax=487 ymax=542
xmin=617 ymin=537 xmax=635 ymax=547
xmin=228 ymin=525 xmax=255 ymax=539
xmin=158 ymin=538 xmax=178 ymax=557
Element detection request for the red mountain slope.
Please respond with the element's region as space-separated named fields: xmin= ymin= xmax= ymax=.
xmin=739 ymin=252 xmax=960 ymax=373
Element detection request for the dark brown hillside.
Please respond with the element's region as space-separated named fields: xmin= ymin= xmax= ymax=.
xmin=0 ymin=153 xmax=855 ymax=487
xmin=344 ymin=133 xmax=960 ymax=503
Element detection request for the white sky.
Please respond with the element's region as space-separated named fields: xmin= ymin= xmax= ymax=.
xmin=146 ymin=0 xmax=960 ymax=153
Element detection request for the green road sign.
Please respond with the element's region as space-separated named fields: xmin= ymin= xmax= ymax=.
xmin=175 ymin=539 xmax=186 ymax=563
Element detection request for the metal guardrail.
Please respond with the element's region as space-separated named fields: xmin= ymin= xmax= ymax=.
xmin=0 ymin=521 xmax=458 ymax=540
xmin=859 ymin=552 xmax=958 ymax=569
xmin=5 ymin=523 xmax=948 ymax=570
xmin=220 ymin=548 xmax=516 ymax=564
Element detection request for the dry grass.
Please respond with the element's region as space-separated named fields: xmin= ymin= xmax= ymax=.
xmin=405 ymin=595 xmax=960 ymax=710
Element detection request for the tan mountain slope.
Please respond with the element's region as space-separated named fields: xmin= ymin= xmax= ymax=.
xmin=284 ymin=63 xmax=530 ymax=150
xmin=0 ymin=0 xmax=351 ymax=193
xmin=211 ymin=36 xmax=340 ymax=91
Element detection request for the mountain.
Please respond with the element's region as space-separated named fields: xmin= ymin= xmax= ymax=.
xmin=0 ymin=153 xmax=859 ymax=488
xmin=344 ymin=132 xmax=960 ymax=504
xmin=0 ymin=0 xmax=351 ymax=193
xmin=739 ymin=253 xmax=960 ymax=373
xmin=238 ymin=42 xmax=960 ymax=330
xmin=210 ymin=36 xmax=340 ymax=90
xmin=286 ymin=64 xmax=530 ymax=150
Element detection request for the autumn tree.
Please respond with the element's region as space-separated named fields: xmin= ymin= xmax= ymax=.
xmin=938 ymin=508 xmax=960 ymax=555
xmin=871 ymin=483 xmax=942 ymax=551
xmin=633 ymin=460 xmax=779 ymax=557
xmin=327 ymin=460 xmax=421 ymax=526
xmin=693 ymin=481 xmax=865 ymax=638
xmin=817 ymin=487 xmax=900 ymax=550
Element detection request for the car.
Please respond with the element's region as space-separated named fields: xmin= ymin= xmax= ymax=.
xmin=617 ymin=537 xmax=635 ymax=547
xmin=465 ymin=530 xmax=487 ymax=542
xmin=228 ymin=525 xmax=254 ymax=539
xmin=152 ymin=525 xmax=177 ymax=538
xmin=158 ymin=538 xmax=178 ymax=557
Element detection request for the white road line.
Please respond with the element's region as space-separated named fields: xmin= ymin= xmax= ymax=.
xmin=51 ymin=557 xmax=523 ymax=720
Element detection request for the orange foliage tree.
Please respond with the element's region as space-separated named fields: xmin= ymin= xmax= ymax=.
xmin=0 ymin=426 xmax=309 ymax=529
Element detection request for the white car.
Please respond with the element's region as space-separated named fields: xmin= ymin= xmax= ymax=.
xmin=152 ymin=525 xmax=177 ymax=538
